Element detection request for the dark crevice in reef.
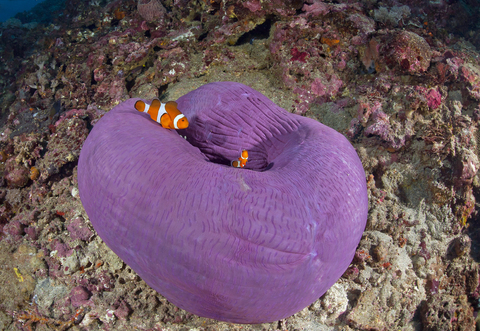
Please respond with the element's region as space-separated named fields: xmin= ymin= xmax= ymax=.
xmin=83 ymin=23 xmax=97 ymax=31
xmin=90 ymin=71 xmax=97 ymax=85
xmin=105 ymin=55 xmax=113 ymax=66
xmin=47 ymin=161 xmax=77 ymax=184
xmin=125 ymin=77 xmax=135 ymax=92
xmin=158 ymin=84 xmax=170 ymax=101
xmin=371 ymin=165 xmax=385 ymax=189
xmin=467 ymin=185 xmax=480 ymax=262
xmin=197 ymin=31 xmax=208 ymax=42
xmin=235 ymin=18 xmax=273 ymax=46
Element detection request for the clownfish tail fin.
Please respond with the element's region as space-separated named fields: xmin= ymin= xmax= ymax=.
xmin=134 ymin=100 xmax=146 ymax=112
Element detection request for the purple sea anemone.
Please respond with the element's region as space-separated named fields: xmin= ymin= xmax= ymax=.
xmin=78 ymin=82 xmax=368 ymax=323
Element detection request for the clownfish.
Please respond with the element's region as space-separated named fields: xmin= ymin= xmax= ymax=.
xmin=231 ymin=150 xmax=248 ymax=168
xmin=134 ymin=99 xmax=189 ymax=130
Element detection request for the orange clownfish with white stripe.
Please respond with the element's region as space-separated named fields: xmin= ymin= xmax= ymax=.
xmin=231 ymin=150 xmax=248 ymax=168
xmin=134 ymin=99 xmax=189 ymax=130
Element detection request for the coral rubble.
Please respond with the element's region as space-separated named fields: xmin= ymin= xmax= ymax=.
xmin=0 ymin=0 xmax=480 ymax=330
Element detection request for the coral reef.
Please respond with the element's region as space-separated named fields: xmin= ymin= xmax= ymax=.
xmin=0 ymin=0 xmax=479 ymax=330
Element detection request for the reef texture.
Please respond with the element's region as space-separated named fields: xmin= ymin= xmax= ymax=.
xmin=1 ymin=0 xmax=480 ymax=330
xmin=78 ymin=82 xmax=368 ymax=323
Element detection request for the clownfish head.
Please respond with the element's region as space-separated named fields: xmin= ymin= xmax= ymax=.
xmin=165 ymin=101 xmax=189 ymax=129
xmin=174 ymin=114 xmax=189 ymax=129
xmin=240 ymin=150 xmax=248 ymax=161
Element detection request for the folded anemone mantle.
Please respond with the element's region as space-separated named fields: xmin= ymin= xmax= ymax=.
xmin=78 ymin=82 xmax=368 ymax=324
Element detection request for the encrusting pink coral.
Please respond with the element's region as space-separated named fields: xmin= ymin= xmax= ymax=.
xmin=384 ymin=31 xmax=432 ymax=75
xmin=137 ymin=0 xmax=166 ymax=23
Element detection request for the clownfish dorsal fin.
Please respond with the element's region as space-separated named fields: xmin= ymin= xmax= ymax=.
xmin=165 ymin=101 xmax=189 ymax=129
xmin=164 ymin=101 xmax=180 ymax=119
xmin=165 ymin=101 xmax=178 ymax=110
xmin=150 ymin=99 xmax=161 ymax=109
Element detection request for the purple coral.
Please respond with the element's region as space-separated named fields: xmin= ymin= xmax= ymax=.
xmin=78 ymin=82 xmax=368 ymax=323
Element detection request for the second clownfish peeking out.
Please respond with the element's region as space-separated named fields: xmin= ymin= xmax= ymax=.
xmin=135 ymin=99 xmax=189 ymax=130
xmin=231 ymin=150 xmax=248 ymax=168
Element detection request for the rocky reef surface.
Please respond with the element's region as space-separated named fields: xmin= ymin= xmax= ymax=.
xmin=0 ymin=0 xmax=480 ymax=330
